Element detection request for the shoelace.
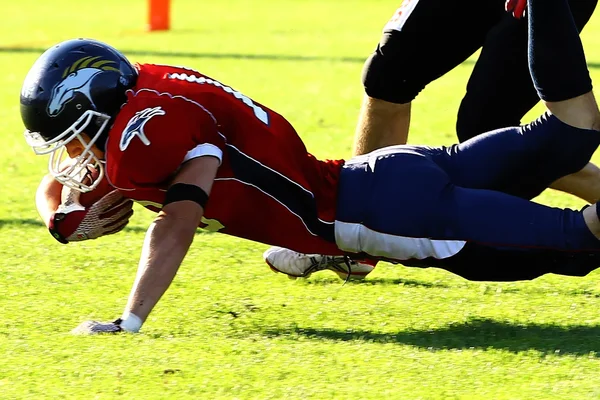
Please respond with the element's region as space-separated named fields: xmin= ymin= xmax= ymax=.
xmin=305 ymin=254 xmax=353 ymax=284
xmin=340 ymin=256 xmax=353 ymax=286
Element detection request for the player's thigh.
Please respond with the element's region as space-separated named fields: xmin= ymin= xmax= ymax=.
xmin=362 ymin=0 xmax=505 ymax=103
xmin=335 ymin=147 xmax=474 ymax=261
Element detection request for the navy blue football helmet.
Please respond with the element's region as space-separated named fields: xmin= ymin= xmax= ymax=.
xmin=21 ymin=38 xmax=137 ymax=192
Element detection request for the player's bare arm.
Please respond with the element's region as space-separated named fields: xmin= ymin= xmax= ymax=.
xmin=99 ymin=155 xmax=220 ymax=333
xmin=35 ymin=173 xmax=62 ymax=227
xmin=35 ymin=158 xmax=80 ymax=227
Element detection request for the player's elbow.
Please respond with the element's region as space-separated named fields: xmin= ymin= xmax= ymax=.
xmin=160 ymin=200 xmax=204 ymax=224
xmin=155 ymin=202 xmax=203 ymax=240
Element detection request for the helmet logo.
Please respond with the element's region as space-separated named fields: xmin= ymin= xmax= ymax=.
xmin=120 ymin=106 xmax=165 ymax=151
xmin=47 ymin=56 xmax=119 ymax=117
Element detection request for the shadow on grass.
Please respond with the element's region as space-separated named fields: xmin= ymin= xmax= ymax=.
xmin=356 ymin=278 xmax=453 ymax=288
xmin=0 ymin=217 xmax=144 ymax=233
xmin=2 ymin=46 xmax=600 ymax=70
xmin=0 ymin=218 xmax=151 ymax=233
xmin=0 ymin=218 xmax=44 ymax=228
xmin=263 ymin=317 xmax=600 ymax=356
xmin=306 ymin=277 xmax=452 ymax=289
xmin=0 ymin=218 xmax=220 ymax=235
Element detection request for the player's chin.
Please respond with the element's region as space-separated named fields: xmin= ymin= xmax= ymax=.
xmin=58 ymin=159 xmax=99 ymax=182
xmin=83 ymin=164 xmax=101 ymax=186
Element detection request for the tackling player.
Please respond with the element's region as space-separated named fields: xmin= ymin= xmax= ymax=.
xmin=20 ymin=0 xmax=600 ymax=333
xmin=264 ymin=0 xmax=600 ymax=279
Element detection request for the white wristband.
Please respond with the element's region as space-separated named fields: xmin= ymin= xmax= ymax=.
xmin=120 ymin=312 xmax=143 ymax=333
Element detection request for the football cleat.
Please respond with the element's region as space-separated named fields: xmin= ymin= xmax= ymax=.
xmin=264 ymin=246 xmax=375 ymax=280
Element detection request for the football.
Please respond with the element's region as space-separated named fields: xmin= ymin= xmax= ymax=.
xmin=61 ymin=168 xmax=115 ymax=207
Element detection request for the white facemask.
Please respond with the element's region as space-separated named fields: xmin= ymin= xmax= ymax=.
xmin=24 ymin=110 xmax=111 ymax=193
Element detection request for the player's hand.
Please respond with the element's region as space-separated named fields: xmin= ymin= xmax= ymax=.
xmin=505 ymin=0 xmax=527 ymax=19
xmin=71 ymin=319 xmax=124 ymax=334
xmin=48 ymin=190 xmax=134 ymax=244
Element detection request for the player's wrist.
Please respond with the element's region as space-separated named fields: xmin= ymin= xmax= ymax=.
xmin=119 ymin=311 xmax=143 ymax=332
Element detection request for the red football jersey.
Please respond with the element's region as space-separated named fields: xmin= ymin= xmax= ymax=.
xmin=105 ymin=64 xmax=344 ymax=255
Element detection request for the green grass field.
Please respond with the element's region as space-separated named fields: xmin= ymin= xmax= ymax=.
xmin=2 ymin=1 xmax=600 ymax=398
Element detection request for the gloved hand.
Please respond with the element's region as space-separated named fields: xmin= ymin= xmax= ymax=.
xmin=505 ymin=0 xmax=527 ymax=19
xmin=48 ymin=190 xmax=134 ymax=244
xmin=71 ymin=319 xmax=124 ymax=334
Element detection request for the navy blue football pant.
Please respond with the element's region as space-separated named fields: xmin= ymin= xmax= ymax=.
xmin=335 ymin=114 xmax=600 ymax=281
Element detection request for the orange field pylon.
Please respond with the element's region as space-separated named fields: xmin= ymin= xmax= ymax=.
xmin=148 ymin=0 xmax=170 ymax=31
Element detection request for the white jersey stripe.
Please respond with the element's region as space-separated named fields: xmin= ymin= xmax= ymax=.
xmin=335 ymin=220 xmax=465 ymax=260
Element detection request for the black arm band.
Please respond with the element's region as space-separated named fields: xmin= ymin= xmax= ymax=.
xmin=163 ymin=183 xmax=209 ymax=209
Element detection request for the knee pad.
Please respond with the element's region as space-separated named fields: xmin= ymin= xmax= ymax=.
xmin=361 ymin=32 xmax=427 ymax=104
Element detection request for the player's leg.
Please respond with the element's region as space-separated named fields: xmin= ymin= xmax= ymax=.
xmin=455 ymin=0 xmax=600 ymax=203
xmin=354 ymin=0 xmax=505 ymax=155
xmin=420 ymin=0 xmax=600 ymax=280
xmin=456 ymin=14 xmax=537 ymax=141
xmin=401 ymin=193 xmax=600 ymax=282
xmin=337 ymin=0 xmax=600 ymax=282
xmin=456 ymin=0 xmax=598 ymax=141
xmin=525 ymin=0 xmax=600 ymax=204
xmin=429 ymin=0 xmax=600 ymax=201
xmin=335 ymin=150 xmax=600 ymax=282
xmin=432 ymin=114 xmax=600 ymax=200
xmin=527 ymin=0 xmax=599 ymax=129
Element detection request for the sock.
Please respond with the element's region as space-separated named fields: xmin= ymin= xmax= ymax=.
xmin=527 ymin=0 xmax=593 ymax=102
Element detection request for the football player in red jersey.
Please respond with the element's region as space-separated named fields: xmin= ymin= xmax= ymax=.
xmin=21 ymin=0 xmax=600 ymax=333
xmin=265 ymin=0 xmax=600 ymax=279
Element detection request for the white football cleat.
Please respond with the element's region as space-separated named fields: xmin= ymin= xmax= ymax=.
xmin=264 ymin=246 xmax=375 ymax=280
